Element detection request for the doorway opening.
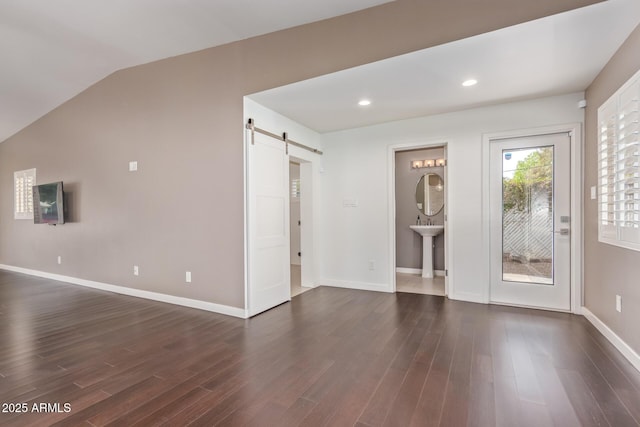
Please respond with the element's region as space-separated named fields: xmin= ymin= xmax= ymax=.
xmin=289 ymin=160 xmax=311 ymax=298
xmin=392 ymin=145 xmax=448 ymax=296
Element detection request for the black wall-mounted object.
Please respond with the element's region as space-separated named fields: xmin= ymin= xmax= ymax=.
xmin=33 ymin=181 xmax=65 ymax=225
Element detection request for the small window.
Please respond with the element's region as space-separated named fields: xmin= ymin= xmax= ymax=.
xmin=598 ymin=68 xmax=640 ymax=251
xmin=14 ymin=169 xmax=36 ymax=220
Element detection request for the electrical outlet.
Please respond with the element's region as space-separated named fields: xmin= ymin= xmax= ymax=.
xmin=186 ymin=271 xmax=192 ymax=283
xmin=133 ymin=265 xmax=139 ymax=276
xmin=616 ymin=295 xmax=622 ymax=313
xmin=57 ymin=256 xmax=62 ymax=265
xmin=368 ymin=260 xmax=375 ymax=271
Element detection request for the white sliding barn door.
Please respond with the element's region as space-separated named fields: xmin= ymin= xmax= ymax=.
xmin=246 ymin=131 xmax=290 ymax=317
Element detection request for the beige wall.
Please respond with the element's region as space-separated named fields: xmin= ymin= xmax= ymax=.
xmin=395 ymin=148 xmax=445 ymax=271
xmin=584 ymin=23 xmax=640 ymax=354
xmin=0 ymin=0 xmax=600 ymax=310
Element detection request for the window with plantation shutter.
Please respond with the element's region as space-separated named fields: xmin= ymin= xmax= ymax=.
xmin=598 ymin=68 xmax=640 ymax=251
xmin=291 ymin=178 xmax=300 ymax=199
xmin=14 ymin=169 xmax=36 ymax=220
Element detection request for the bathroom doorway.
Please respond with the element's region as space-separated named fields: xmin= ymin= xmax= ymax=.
xmin=392 ymin=144 xmax=448 ymax=296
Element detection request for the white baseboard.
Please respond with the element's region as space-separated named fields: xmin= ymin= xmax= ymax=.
xmin=0 ymin=264 xmax=248 ymax=319
xmin=320 ymin=278 xmax=393 ymax=293
xmin=582 ymin=307 xmax=640 ymax=373
xmin=396 ymin=267 xmax=446 ymax=277
xmin=448 ymin=291 xmax=486 ymax=304
xmin=396 ymin=267 xmax=421 ymax=274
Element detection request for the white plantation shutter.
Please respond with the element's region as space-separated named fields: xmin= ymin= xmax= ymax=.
xmin=291 ymin=178 xmax=300 ymax=199
xmin=598 ymin=69 xmax=640 ymax=251
xmin=14 ymin=169 xmax=36 ymax=220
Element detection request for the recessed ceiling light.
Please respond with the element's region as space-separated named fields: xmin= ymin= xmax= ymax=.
xmin=462 ymin=79 xmax=478 ymax=87
xmin=358 ymin=99 xmax=371 ymax=106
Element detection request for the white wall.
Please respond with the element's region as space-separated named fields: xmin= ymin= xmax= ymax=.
xmin=319 ymin=93 xmax=585 ymax=302
xmin=243 ymin=97 xmax=324 ymax=290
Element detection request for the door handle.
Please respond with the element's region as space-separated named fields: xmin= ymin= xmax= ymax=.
xmin=554 ymin=228 xmax=570 ymax=235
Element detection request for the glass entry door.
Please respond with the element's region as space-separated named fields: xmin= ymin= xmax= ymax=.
xmin=490 ymin=133 xmax=571 ymax=311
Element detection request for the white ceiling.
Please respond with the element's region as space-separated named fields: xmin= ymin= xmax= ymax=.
xmin=0 ymin=0 xmax=391 ymax=143
xmin=249 ymin=0 xmax=640 ymax=133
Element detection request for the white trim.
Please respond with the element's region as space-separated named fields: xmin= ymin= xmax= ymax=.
xmin=388 ymin=139 xmax=450 ymax=295
xmin=570 ymin=125 xmax=584 ymax=313
xmin=243 ymin=126 xmax=250 ymax=315
xmin=396 ymin=267 xmax=445 ymax=277
xmin=321 ymin=278 xmax=393 ymax=293
xmin=294 ymin=159 xmax=317 ymax=289
xmin=0 ymin=264 xmax=248 ymax=319
xmin=481 ymin=123 xmax=583 ymax=313
xmin=582 ymin=307 xmax=640 ymax=373
xmin=490 ymin=300 xmax=571 ymax=313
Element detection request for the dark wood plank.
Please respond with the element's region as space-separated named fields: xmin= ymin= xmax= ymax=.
xmin=408 ymin=309 xmax=462 ymax=426
xmin=382 ymin=332 xmax=439 ymax=426
xmin=438 ymin=315 xmax=474 ymax=426
xmin=467 ymin=311 xmax=496 ymax=427
xmin=557 ymin=369 xmax=611 ymax=427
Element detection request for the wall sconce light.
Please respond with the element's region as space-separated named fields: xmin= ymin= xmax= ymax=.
xmin=410 ymin=158 xmax=446 ymax=169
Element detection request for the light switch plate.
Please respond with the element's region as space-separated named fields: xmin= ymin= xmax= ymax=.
xmin=343 ymin=198 xmax=358 ymax=208
xmin=591 ymin=186 xmax=597 ymax=200
xmin=129 ymin=161 xmax=138 ymax=172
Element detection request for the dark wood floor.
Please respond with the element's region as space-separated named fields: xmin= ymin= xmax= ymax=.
xmin=1 ymin=271 xmax=639 ymax=426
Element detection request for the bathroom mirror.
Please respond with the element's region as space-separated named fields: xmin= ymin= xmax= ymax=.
xmin=415 ymin=173 xmax=444 ymax=216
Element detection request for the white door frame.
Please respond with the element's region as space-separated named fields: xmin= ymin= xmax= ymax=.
xmin=289 ymin=161 xmax=302 ymax=267
xmin=481 ymin=123 xmax=583 ymax=313
xmin=388 ymin=139 xmax=450 ymax=295
xmin=290 ymin=155 xmax=316 ymax=288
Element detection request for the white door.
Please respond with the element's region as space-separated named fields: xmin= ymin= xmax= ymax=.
xmin=247 ymin=131 xmax=290 ymax=316
xmin=490 ymin=133 xmax=571 ymax=311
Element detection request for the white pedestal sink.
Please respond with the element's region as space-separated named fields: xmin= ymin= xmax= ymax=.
xmin=409 ymin=225 xmax=444 ymax=278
